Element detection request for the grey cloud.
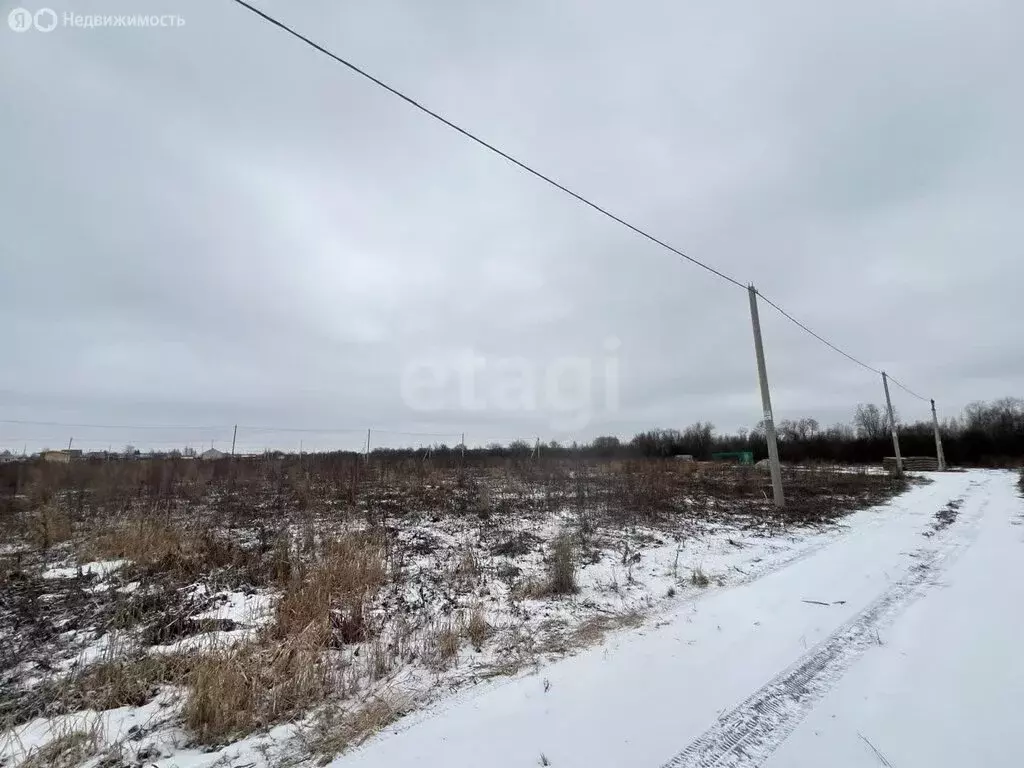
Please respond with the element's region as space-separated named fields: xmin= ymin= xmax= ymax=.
xmin=1 ymin=0 xmax=1020 ymax=452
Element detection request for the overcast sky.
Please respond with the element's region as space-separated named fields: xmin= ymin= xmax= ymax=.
xmin=1 ymin=0 xmax=1021 ymax=453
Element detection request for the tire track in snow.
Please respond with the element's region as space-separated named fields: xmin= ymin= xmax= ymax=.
xmin=659 ymin=479 xmax=990 ymax=768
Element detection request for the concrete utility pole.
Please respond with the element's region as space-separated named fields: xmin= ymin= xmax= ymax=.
xmin=930 ymin=399 xmax=947 ymax=471
xmin=364 ymin=429 xmax=371 ymax=463
xmin=231 ymin=425 xmax=237 ymax=457
xmin=747 ymin=285 xmax=785 ymax=508
xmin=881 ymin=371 xmax=903 ymax=476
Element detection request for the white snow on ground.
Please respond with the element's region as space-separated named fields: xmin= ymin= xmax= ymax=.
xmin=42 ymin=559 xmax=127 ymax=580
xmin=326 ymin=470 xmax=1019 ymax=768
xmin=8 ymin=470 xmax=1015 ymax=768
xmin=191 ymin=589 xmax=275 ymax=624
xmin=766 ymin=471 xmax=1024 ymax=768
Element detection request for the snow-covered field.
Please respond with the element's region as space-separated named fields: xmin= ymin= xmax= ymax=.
xmin=0 ymin=460 xmax=917 ymax=767
xmin=327 ymin=469 xmax=1022 ymax=768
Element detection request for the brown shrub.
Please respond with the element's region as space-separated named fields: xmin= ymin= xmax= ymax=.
xmin=272 ymin=533 xmax=387 ymax=646
xmin=72 ymin=653 xmax=188 ymax=711
xmin=425 ymin=622 xmax=460 ymax=670
xmin=464 ymin=606 xmax=490 ymax=650
xmin=545 ymin=533 xmax=578 ymax=595
xmin=83 ymin=517 xmax=193 ymax=564
xmin=181 ymin=533 xmax=388 ymax=743
xmin=25 ymin=504 xmax=73 ymax=550
xmin=182 ymin=629 xmax=331 ymax=743
xmin=4 ymin=652 xmax=188 ymax=729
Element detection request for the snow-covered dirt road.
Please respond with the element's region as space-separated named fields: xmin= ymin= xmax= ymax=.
xmin=333 ymin=469 xmax=1022 ymax=768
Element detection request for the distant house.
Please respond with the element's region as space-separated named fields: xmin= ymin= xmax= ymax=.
xmin=199 ymin=448 xmax=227 ymax=461
xmin=0 ymin=450 xmax=21 ymax=464
xmin=40 ymin=449 xmax=83 ymax=463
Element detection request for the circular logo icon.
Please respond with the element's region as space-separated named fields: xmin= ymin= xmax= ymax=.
xmin=34 ymin=8 xmax=57 ymax=32
xmin=8 ymin=7 xmax=33 ymax=32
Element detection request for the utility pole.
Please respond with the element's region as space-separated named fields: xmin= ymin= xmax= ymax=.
xmin=364 ymin=429 xmax=371 ymax=463
xmin=881 ymin=372 xmax=903 ymax=476
xmin=930 ymin=399 xmax=947 ymax=471
xmin=67 ymin=436 xmax=73 ymax=451
xmin=747 ymin=286 xmax=785 ymax=508
xmin=460 ymin=432 xmax=465 ymax=467
xmin=231 ymin=425 xmax=237 ymax=457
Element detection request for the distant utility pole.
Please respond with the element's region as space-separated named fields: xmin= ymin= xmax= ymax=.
xmin=881 ymin=372 xmax=903 ymax=476
xmin=460 ymin=432 xmax=465 ymax=466
xmin=231 ymin=425 xmax=237 ymax=457
xmin=364 ymin=429 xmax=371 ymax=463
xmin=930 ymin=399 xmax=947 ymax=471
xmin=747 ymin=286 xmax=785 ymax=508
xmin=67 ymin=436 xmax=73 ymax=451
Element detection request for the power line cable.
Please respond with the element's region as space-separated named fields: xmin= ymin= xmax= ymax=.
xmin=0 ymin=419 xmax=231 ymax=431
xmin=753 ymin=292 xmax=883 ymax=376
xmin=226 ymin=0 xmax=932 ymax=403
xmin=756 ymin=291 xmax=930 ymax=402
xmin=238 ymin=425 xmax=365 ymax=435
xmin=228 ymin=0 xmax=746 ymax=291
xmin=886 ymin=375 xmax=929 ymax=403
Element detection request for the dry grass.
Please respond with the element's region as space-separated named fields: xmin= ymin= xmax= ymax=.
xmin=571 ymin=611 xmax=644 ymax=648
xmin=425 ymin=623 xmax=460 ymax=671
xmin=0 ymin=457 xmax=912 ymax=758
xmin=83 ymin=517 xmax=194 ymax=564
xmin=690 ymin=566 xmax=710 ymax=588
xmin=181 ymin=533 xmax=388 ymax=743
xmin=80 ymin=516 xmax=279 ymax=585
xmin=182 ymin=628 xmax=332 ymax=743
xmin=25 ymin=504 xmax=73 ymax=550
xmin=455 ymin=548 xmax=481 ymax=586
xmin=18 ymin=722 xmax=100 ymax=768
xmin=300 ymin=695 xmax=404 ymax=763
xmin=272 ymin=534 xmax=386 ymax=645
xmin=545 ymin=533 xmax=578 ymax=595
xmin=71 ymin=653 xmax=188 ymax=712
xmin=464 ymin=606 xmax=490 ymax=650
xmin=3 ymin=650 xmax=189 ymax=728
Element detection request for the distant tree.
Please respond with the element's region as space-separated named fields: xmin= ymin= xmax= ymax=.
xmin=853 ymin=404 xmax=887 ymax=440
xmin=590 ymin=435 xmax=621 ymax=457
xmin=824 ymin=422 xmax=855 ymax=440
xmin=797 ymin=418 xmax=819 ymax=439
xmin=630 ymin=429 xmax=683 ymax=458
xmin=964 ymin=398 xmax=1024 ymax=436
xmin=681 ymin=421 xmax=715 ymax=457
xmin=777 ymin=420 xmax=800 ymax=442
